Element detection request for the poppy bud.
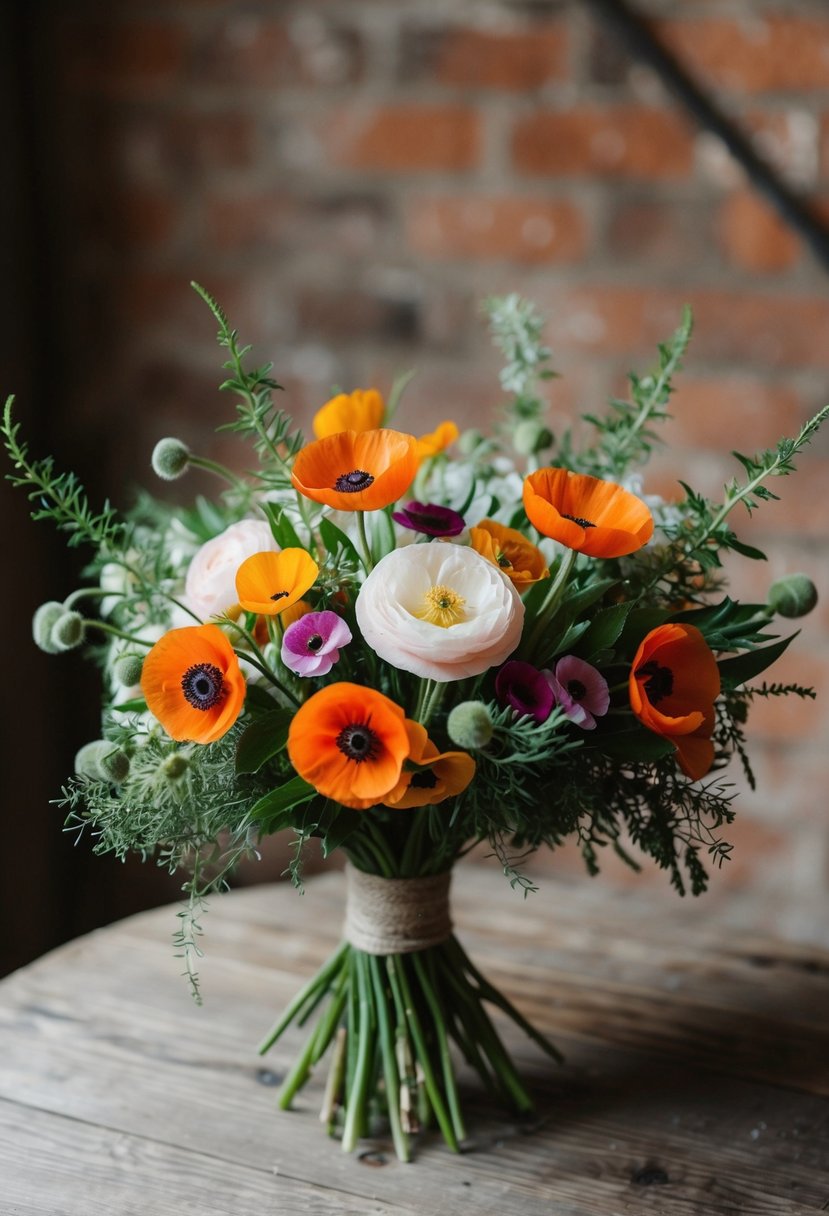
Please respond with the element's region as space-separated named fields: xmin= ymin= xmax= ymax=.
xmin=74 ymin=740 xmax=130 ymax=784
xmin=32 ymin=601 xmax=66 ymax=654
xmin=50 ymin=610 xmax=85 ymax=652
xmin=767 ymin=573 xmax=818 ymax=619
xmin=151 ymin=437 xmax=190 ymax=481
xmin=113 ymin=653 xmax=144 ymax=687
xmin=447 ymin=701 xmax=494 ymax=749
xmin=513 ymin=419 xmax=553 ymax=457
xmin=161 ymin=752 xmax=189 ymax=781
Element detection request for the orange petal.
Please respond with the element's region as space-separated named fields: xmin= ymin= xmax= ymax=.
xmin=416 ymin=420 xmax=459 ymax=459
xmin=235 ymin=549 xmax=319 ymax=615
xmin=524 ymin=467 xmax=653 ymax=558
xmin=141 ymin=624 xmax=246 ymax=744
xmin=313 ymin=389 xmax=384 ymax=439
xmin=291 ymin=429 xmax=419 ymax=512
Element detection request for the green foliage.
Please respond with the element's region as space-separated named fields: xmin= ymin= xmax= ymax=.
xmin=2 ymin=396 xmax=124 ymax=549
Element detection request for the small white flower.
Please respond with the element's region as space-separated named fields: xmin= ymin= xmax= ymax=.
xmin=184 ymin=519 xmax=278 ymax=620
xmin=355 ymin=544 xmax=524 ymax=682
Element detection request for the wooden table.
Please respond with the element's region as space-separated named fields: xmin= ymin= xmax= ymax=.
xmin=1 ymin=866 xmax=828 ymax=1215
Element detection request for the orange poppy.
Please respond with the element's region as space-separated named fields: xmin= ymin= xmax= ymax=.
xmin=383 ymin=720 xmax=475 ymax=809
xmin=313 ymin=388 xmax=384 ymax=440
xmin=469 ymin=519 xmax=549 ymax=590
xmin=141 ymin=623 xmax=246 ymax=744
xmin=235 ymin=549 xmax=319 ymax=615
xmin=416 ymin=420 xmax=459 ymax=460
xmin=291 ymin=429 xmax=419 ymax=512
xmin=523 ymin=468 xmax=654 ymax=558
xmin=287 ymin=682 xmax=410 ymax=809
xmin=629 ymin=623 xmax=721 ymax=781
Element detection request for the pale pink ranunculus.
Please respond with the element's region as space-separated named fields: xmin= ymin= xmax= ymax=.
xmin=355 ymin=544 xmax=524 ymax=682
xmin=184 ymin=520 xmax=279 ymax=620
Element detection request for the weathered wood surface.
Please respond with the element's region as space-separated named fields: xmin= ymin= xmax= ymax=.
xmin=1 ymin=866 xmax=828 ymax=1215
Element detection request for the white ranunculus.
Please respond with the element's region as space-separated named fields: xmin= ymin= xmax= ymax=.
xmin=355 ymin=544 xmax=524 ymax=681
xmin=184 ymin=519 xmax=278 ymax=620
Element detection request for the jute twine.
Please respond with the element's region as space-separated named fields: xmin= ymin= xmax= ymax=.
xmin=343 ymin=864 xmax=453 ymax=955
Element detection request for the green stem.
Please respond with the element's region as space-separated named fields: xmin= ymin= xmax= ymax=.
xmin=392 ymin=955 xmax=460 ymax=1152
xmin=356 ymin=511 xmax=375 ymax=574
xmin=258 ymin=941 xmax=348 ymax=1054
xmin=84 ymin=620 xmax=155 ymax=648
xmin=521 ymin=548 xmax=577 ymax=659
xmin=188 ymin=454 xmax=249 ymax=496
xmin=341 ymin=950 xmax=375 ymax=1152
xmin=413 ymin=952 xmax=466 ymax=1143
xmin=368 ymin=954 xmax=410 ymax=1162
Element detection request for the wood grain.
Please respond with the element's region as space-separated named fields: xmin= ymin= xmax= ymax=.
xmin=1 ymin=865 xmax=828 ymax=1215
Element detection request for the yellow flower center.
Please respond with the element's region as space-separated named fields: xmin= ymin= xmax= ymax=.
xmin=417 ymin=584 xmax=466 ymax=628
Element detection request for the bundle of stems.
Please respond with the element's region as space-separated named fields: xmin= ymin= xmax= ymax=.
xmin=259 ymin=921 xmax=562 ymax=1161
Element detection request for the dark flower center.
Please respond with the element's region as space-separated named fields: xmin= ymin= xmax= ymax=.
xmin=336 ymin=722 xmax=380 ymax=763
xmin=181 ymin=663 xmax=225 ymax=711
xmin=567 ymin=679 xmax=587 ymax=700
xmin=334 ymin=469 xmax=374 ymax=493
xmin=497 ymin=549 xmax=513 ymax=569
xmin=270 ymin=590 xmax=290 ymax=601
xmin=638 ymin=660 xmax=674 ymax=704
xmin=306 ymin=634 xmax=324 ymax=652
xmin=561 ymin=513 xmax=596 ymax=529
xmin=410 ymin=769 xmax=438 ymax=789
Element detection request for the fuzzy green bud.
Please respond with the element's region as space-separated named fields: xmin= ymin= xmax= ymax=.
xmin=74 ymin=739 xmax=129 ymax=783
xmin=32 ymin=601 xmax=66 ymax=654
xmin=457 ymin=428 xmax=485 ymax=456
xmin=767 ymin=573 xmax=818 ymax=619
xmin=161 ymin=752 xmax=189 ymax=781
xmin=49 ymin=610 xmax=85 ymax=652
xmin=513 ymin=419 xmax=554 ymax=457
xmin=151 ymin=437 xmax=190 ymax=481
xmin=113 ymin=653 xmax=144 ymax=687
xmin=447 ymin=701 xmax=494 ymax=750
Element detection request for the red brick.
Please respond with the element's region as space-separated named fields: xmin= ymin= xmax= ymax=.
xmin=193 ymin=17 xmax=363 ymax=88
xmin=82 ymin=190 xmax=178 ymax=252
xmin=406 ymin=196 xmax=587 ymax=264
xmin=512 ymin=108 xmax=693 ymax=179
xmin=718 ymin=191 xmax=801 ymax=273
xmin=670 ymin=376 xmax=802 ymax=451
xmin=434 ymin=25 xmax=569 ymax=91
xmin=60 ymin=20 xmax=186 ymax=93
xmin=542 ymin=286 xmax=829 ymax=369
xmin=205 ymin=192 xmax=388 ymax=255
xmin=738 ymin=650 xmax=829 ymax=742
xmin=327 ymin=105 xmax=480 ymax=172
xmin=606 ymin=200 xmax=713 ymax=267
xmin=656 ymin=17 xmax=829 ymax=95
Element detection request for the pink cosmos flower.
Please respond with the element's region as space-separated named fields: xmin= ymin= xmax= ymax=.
xmin=281 ymin=611 xmax=353 ymax=677
xmin=545 ymin=655 xmax=610 ymax=731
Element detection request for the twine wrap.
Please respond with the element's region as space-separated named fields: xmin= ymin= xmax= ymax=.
xmin=344 ymin=864 xmax=453 ymax=956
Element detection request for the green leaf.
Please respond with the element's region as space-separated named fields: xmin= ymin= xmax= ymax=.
xmin=262 ymin=502 xmax=304 ymax=551
xmin=615 ymin=607 xmax=672 ymax=656
xmin=370 ymin=508 xmax=397 ymax=560
xmin=112 ymin=697 xmax=148 ymax=714
xmin=593 ymin=729 xmax=676 ymax=762
xmin=727 ymin=536 xmax=767 ymax=561
xmin=244 ymin=683 xmax=282 ymax=715
xmin=248 ymin=775 xmax=316 ymax=835
xmin=319 ymin=515 xmax=361 ymax=567
xmin=575 ymin=602 xmax=633 ymax=660
xmin=235 ymin=707 xmax=294 ymax=774
xmin=319 ymin=807 xmax=363 ymax=857
xmin=718 ymin=632 xmax=799 ymax=689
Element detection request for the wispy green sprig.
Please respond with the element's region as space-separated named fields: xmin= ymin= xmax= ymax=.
xmin=2 ymin=396 xmax=124 ymax=549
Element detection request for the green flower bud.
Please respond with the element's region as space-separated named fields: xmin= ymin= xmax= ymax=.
xmin=151 ymin=437 xmax=190 ymax=481
xmin=161 ymin=752 xmax=189 ymax=781
xmin=113 ymin=653 xmax=144 ymax=687
xmin=457 ymin=429 xmax=485 ymax=456
xmin=49 ymin=610 xmax=85 ymax=652
xmin=447 ymin=701 xmax=494 ymax=750
xmin=32 ymin=601 xmax=66 ymax=654
xmin=513 ymin=419 xmax=554 ymax=457
xmin=74 ymin=739 xmax=128 ymax=783
xmin=767 ymin=573 xmax=818 ymax=619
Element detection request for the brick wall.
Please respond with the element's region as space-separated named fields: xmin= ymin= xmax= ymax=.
xmin=37 ymin=0 xmax=829 ymax=939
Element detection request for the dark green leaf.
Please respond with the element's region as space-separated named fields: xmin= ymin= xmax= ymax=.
xmin=727 ymin=536 xmax=767 ymax=561
xmin=112 ymin=697 xmax=147 ymax=714
xmin=575 ymin=602 xmax=633 ymax=660
xmin=593 ymin=729 xmax=676 ymax=762
xmin=718 ymin=632 xmax=799 ymax=689
xmin=248 ymin=775 xmax=316 ymax=834
xmin=319 ymin=516 xmax=361 ymax=566
xmin=320 ymin=808 xmax=363 ymax=857
xmin=262 ymin=502 xmax=304 ymax=551
xmin=235 ymin=707 xmax=294 ymax=774
xmin=244 ymin=683 xmax=282 ymax=715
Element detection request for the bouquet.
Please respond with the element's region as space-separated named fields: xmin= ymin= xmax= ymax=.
xmin=5 ymin=286 xmax=825 ymax=1162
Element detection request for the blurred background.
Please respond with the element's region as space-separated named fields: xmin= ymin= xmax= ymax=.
xmin=2 ymin=0 xmax=828 ymax=978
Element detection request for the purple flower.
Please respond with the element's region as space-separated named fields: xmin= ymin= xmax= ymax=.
xmin=392 ymin=501 xmax=466 ymax=537
xmin=495 ymin=660 xmax=554 ymax=724
xmin=545 ymin=656 xmax=609 ymax=730
xmin=281 ymin=611 xmax=353 ymax=677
